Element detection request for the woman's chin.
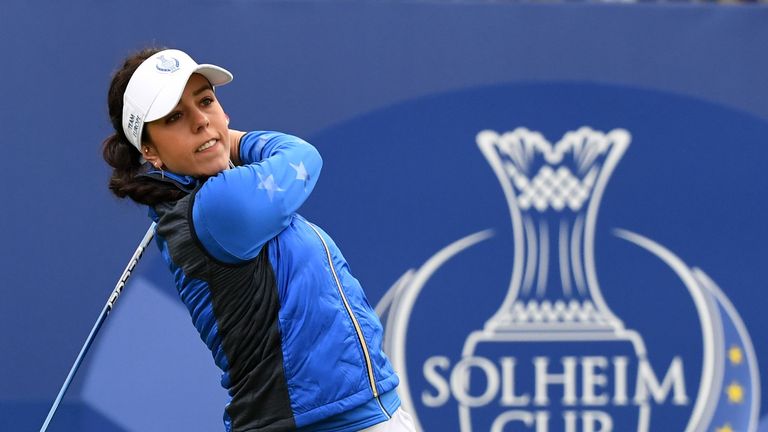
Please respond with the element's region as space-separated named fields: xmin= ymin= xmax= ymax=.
xmin=194 ymin=158 xmax=230 ymax=177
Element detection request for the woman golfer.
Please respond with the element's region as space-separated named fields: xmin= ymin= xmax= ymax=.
xmin=102 ymin=48 xmax=415 ymax=432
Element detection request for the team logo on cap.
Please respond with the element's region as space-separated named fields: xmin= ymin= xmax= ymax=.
xmin=155 ymin=55 xmax=180 ymax=73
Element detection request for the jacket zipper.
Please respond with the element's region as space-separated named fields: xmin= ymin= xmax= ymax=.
xmin=302 ymin=220 xmax=389 ymax=416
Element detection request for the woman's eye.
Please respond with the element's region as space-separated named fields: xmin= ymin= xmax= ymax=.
xmin=166 ymin=112 xmax=182 ymax=123
xmin=201 ymin=97 xmax=214 ymax=106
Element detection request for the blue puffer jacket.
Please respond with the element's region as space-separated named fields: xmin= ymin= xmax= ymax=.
xmin=149 ymin=131 xmax=400 ymax=431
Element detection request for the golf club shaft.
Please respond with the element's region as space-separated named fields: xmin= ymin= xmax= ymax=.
xmin=40 ymin=222 xmax=157 ymax=432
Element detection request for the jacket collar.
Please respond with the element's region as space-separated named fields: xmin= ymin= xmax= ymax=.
xmin=136 ymin=163 xmax=201 ymax=194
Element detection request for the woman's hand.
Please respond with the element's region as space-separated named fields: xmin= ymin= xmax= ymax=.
xmin=228 ymin=129 xmax=246 ymax=166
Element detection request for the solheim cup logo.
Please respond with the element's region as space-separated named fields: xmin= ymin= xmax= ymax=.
xmin=155 ymin=55 xmax=180 ymax=73
xmin=377 ymin=127 xmax=760 ymax=431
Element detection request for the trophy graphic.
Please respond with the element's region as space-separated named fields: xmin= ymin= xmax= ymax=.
xmin=458 ymin=127 xmax=650 ymax=432
xmin=377 ymin=125 xmax=760 ymax=432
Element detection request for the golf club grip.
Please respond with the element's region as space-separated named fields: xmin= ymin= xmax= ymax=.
xmin=40 ymin=222 xmax=157 ymax=432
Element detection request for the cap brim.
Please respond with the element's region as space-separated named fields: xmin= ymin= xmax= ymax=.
xmin=144 ymin=64 xmax=233 ymax=123
xmin=196 ymin=64 xmax=233 ymax=86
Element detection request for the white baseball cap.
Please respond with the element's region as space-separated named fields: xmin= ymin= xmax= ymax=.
xmin=122 ymin=49 xmax=233 ymax=151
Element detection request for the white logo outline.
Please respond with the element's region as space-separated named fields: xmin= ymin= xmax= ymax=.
xmin=376 ymin=127 xmax=760 ymax=432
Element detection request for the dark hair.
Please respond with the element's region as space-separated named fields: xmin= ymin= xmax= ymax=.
xmin=102 ymin=47 xmax=186 ymax=205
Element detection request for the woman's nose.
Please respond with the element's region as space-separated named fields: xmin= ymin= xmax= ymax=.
xmin=191 ymin=108 xmax=210 ymax=132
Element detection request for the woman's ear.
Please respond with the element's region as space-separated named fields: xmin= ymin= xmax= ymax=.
xmin=142 ymin=146 xmax=163 ymax=169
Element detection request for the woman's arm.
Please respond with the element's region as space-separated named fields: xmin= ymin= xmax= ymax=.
xmin=192 ymin=131 xmax=323 ymax=264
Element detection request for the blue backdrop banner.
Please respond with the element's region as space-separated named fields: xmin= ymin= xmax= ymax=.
xmin=1 ymin=1 xmax=767 ymax=431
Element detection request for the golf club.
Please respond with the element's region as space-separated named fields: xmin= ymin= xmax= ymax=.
xmin=40 ymin=222 xmax=157 ymax=432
